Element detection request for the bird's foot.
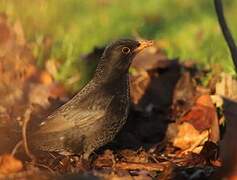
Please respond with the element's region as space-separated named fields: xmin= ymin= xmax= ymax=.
xmin=68 ymin=155 xmax=91 ymax=172
xmin=79 ymin=153 xmax=94 ymax=169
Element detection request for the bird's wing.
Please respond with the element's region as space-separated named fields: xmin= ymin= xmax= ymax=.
xmin=35 ymin=85 xmax=114 ymax=134
xmin=36 ymin=109 xmax=106 ymax=134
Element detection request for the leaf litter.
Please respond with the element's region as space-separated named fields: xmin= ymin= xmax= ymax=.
xmin=0 ymin=14 xmax=236 ymax=180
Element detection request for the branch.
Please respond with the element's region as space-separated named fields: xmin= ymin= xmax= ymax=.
xmin=214 ymin=0 xmax=237 ymax=72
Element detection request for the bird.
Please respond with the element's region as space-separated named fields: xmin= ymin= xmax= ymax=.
xmin=29 ymin=39 xmax=153 ymax=159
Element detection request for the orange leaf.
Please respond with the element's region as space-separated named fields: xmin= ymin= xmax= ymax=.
xmin=39 ymin=71 xmax=53 ymax=85
xmin=0 ymin=154 xmax=23 ymax=175
xmin=181 ymin=95 xmax=217 ymax=131
xmin=181 ymin=95 xmax=220 ymax=143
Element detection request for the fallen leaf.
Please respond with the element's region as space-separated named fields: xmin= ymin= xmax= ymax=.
xmin=39 ymin=71 xmax=53 ymax=85
xmin=45 ymin=59 xmax=60 ymax=78
xmin=0 ymin=154 xmax=23 ymax=175
xmin=130 ymin=70 xmax=151 ymax=105
xmin=167 ymin=122 xmax=208 ymax=153
xmin=118 ymin=149 xmax=149 ymax=163
xmin=181 ymin=95 xmax=220 ymax=143
xmin=216 ymin=73 xmax=237 ymax=100
xmin=94 ymin=149 xmax=115 ymax=168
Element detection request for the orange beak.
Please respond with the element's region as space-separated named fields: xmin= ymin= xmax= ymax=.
xmin=133 ymin=40 xmax=154 ymax=53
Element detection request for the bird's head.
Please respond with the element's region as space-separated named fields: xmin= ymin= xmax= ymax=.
xmin=95 ymin=39 xmax=153 ymax=81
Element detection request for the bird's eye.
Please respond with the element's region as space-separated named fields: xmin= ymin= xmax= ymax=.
xmin=122 ymin=47 xmax=130 ymax=54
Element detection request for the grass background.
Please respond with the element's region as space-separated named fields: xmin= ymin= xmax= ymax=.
xmin=0 ymin=0 xmax=237 ymax=90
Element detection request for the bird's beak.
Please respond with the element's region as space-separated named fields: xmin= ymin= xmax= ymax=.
xmin=133 ymin=40 xmax=154 ymax=53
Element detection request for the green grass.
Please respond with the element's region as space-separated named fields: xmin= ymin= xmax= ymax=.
xmin=0 ymin=0 xmax=237 ymax=90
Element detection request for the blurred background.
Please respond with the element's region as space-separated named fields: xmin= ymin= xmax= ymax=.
xmin=0 ymin=0 xmax=236 ymax=90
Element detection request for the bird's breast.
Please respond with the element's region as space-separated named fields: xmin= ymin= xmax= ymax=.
xmin=105 ymin=75 xmax=130 ymax=125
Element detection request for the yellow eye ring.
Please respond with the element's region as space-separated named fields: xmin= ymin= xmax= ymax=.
xmin=122 ymin=47 xmax=130 ymax=54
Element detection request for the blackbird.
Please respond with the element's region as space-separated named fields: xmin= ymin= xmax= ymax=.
xmin=30 ymin=39 xmax=153 ymax=159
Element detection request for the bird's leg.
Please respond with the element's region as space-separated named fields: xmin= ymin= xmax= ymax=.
xmin=75 ymin=154 xmax=90 ymax=171
xmin=111 ymin=152 xmax=116 ymax=170
xmin=80 ymin=149 xmax=96 ymax=169
xmin=82 ymin=150 xmax=92 ymax=161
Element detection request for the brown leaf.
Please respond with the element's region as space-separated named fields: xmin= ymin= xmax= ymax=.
xmin=167 ymin=122 xmax=208 ymax=153
xmin=130 ymin=70 xmax=151 ymax=105
xmin=167 ymin=95 xmax=220 ymax=154
xmin=94 ymin=150 xmax=115 ymax=169
xmin=118 ymin=149 xmax=149 ymax=163
xmin=216 ymin=73 xmax=237 ymax=100
xmin=49 ymin=83 xmax=66 ymax=98
xmin=181 ymin=95 xmax=220 ymax=143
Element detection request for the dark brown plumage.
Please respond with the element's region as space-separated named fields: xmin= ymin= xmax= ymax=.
xmin=30 ymin=39 xmax=153 ymax=159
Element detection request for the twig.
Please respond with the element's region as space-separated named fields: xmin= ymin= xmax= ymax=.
xmin=96 ymin=161 xmax=167 ymax=172
xmin=11 ymin=141 xmax=22 ymax=156
xmin=214 ymin=0 xmax=237 ymax=72
xmin=115 ymin=162 xmax=165 ymax=171
xmin=22 ymin=107 xmax=35 ymax=162
xmin=33 ymin=163 xmax=55 ymax=173
xmin=21 ymin=108 xmax=55 ymax=173
xmin=48 ymin=152 xmax=65 ymax=168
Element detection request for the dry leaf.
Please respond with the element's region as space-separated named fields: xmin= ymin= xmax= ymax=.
xmin=45 ymin=59 xmax=60 ymax=78
xmin=94 ymin=149 xmax=115 ymax=168
xmin=167 ymin=122 xmax=208 ymax=153
xmin=39 ymin=71 xmax=53 ymax=85
xmin=0 ymin=154 xmax=23 ymax=175
xmin=130 ymin=70 xmax=151 ymax=105
xmin=181 ymin=95 xmax=220 ymax=143
xmin=118 ymin=149 xmax=149 ymax=163
xmin=216 ymin=73 xmax=237 ymax=100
